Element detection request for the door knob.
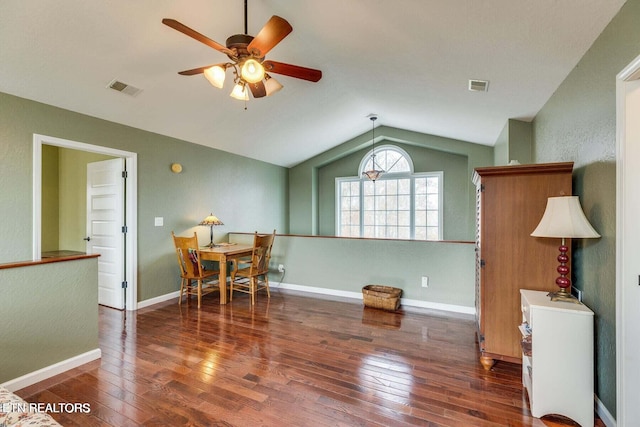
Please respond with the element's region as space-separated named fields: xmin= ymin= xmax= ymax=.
xmin=83 ymin=236 xmax=91 ymax=241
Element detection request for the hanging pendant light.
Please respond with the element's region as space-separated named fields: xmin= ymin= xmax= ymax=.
xmin=362 ymin=115 xmax=384 ymax=181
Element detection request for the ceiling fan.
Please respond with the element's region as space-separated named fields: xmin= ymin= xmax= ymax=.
xmin=162 ymin=1 xmax=322 ymax=101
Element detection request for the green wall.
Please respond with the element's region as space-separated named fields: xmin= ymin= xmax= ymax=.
xmin=42 ymin=146 xmax=114 ymax=252
xmin=230 ymin=233 xmax=476 ymax=308
xmin=0 ymin=258 xmax=99 ymax=384
xmin=41 ymin=145 xmax=60 ymax=252
xmin=532 ymin=0 xmax=640 ymax=416
xmin=290 ymin=125 xmax=494 ymax=240
xmin=0 ymin=92 xmax=288 ymax=302
xmin=494 ymin=119 xmax=533 ymax=166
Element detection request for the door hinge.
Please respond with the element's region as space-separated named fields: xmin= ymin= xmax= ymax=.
xmin=122 ymin=170 xmax=128 ymax=179
xmin=122 ymin=225 xmax=128 ymax=233
xmin=121 ymin=281 xmax=128 ymax=289
xmin=480 ymin=184 xmax=485 ymax=192
xmin=480 ymin=259 xmax=486 ymax=267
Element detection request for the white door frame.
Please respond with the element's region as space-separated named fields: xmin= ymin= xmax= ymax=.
xmin=616 ymin=54 xmax=640 ymax=426
xmin=32 ymin=134 xmax=138 ymax=310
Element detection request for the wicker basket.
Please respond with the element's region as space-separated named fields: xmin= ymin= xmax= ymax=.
xmin=362 ymin=285 xmax=402 ymax=311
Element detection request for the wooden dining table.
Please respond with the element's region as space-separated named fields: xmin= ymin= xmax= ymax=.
xmin=199 ymin=243 xmax=253 ymax=304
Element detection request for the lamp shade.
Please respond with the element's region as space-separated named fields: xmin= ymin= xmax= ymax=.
xmin=264 ymin=74 xmax=283 ymax=96
xmin=230 ymin=83 xmax=249 ymax=100
xmin=203 ymin=65 xmax=226 ymax=89
xmin=240 ymin=59 xmax=265 ymax=84
xmin=531 ymin=196 xmax=600 ymax=238
xmin=199 ymin=214 xmax=224 ymax=226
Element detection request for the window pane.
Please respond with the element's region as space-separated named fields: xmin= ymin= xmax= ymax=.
xmin=427 ymin=194 xmax=439 ymax=209
xmin=387 ymin=195 xmax=397 ymax=210
xmin=415 ymin=177 xmax=426 ymax=194
xmin=398 ymin=195 xmax=411 ymax=210
xmin=386 ymin=211 xmax=397 ymax=225
xmin=341 ymin=181 xmax=351 ymax=196
xmin=415 ymin=227 xmax=427 ymax=240
xmin=363 ymin=181 xmax=375 ymax=196
xmin=350 ymin=211 xmax=360 ymax=225
xmin=398 ymin=227 xmax=410 ymax=239
xmin=427 ymin=227 xmax=439 ymax=240
xmin=415 ymin=210 xmax=426 ymax=226
xmin=427 ymin=177 xmax=438 ymax=192
xmin=398 ymin=210 xmax=410 ymax=226
xmin=415 ymin=194 xmax=426 ymax=209
xmin=364 ymin=196 xmax=374 ymax=210
xmin=427 ymin=210 xmax=438 ymax=226
xmin=350 ymin=197 xmax=360 ymax=210
xmin=398 ymin=179 xmax=410 ymax=194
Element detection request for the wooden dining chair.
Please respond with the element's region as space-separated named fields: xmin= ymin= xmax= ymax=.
xmin=172 ymin=231 xmax=220 ymax=308
xmin=230 ymin=230 xmax=276 ymax=305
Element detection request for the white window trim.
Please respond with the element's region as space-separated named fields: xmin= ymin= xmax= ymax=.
xmin=358 ymin=144 xmax=415 ymax=175
xmin=336 ymin=146 xmax=443 ymax=240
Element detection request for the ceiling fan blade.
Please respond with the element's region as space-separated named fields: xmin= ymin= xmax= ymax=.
xmin=263 ymin=60 xmax=322 ymax=82
xmin=162 ymin=18 xmax=233 ymax=56
xmin=177 ymin=64 xmax=221 ymax=76
xmin=247 ymin=16 xmax=292 ymax=57
xmin=248 ymin=81 xmax=267 ymax=98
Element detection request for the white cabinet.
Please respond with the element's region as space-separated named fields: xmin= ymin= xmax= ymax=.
xmin=519 ymin=289 xmax=594 ymax=427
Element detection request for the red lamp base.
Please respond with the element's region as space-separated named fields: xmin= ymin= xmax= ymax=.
xmin=547 ymin=241 xmax=580 ymax=303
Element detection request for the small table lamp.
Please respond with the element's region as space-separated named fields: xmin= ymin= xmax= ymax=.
xmin=199 ymin=213 xmax=224 ymax=248
xmin=531 ymin=196 xmax=600 ymax=302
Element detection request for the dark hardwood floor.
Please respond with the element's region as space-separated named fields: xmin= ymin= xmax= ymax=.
xmin=17 ymin=290 xmax=602 ymax=426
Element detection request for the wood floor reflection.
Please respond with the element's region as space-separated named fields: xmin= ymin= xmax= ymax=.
xmin=17 ymin=290 xmax=603 ymax=426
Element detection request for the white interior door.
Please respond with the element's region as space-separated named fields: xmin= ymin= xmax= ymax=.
xmin=86 ymin=158 xmax=125 ymax=309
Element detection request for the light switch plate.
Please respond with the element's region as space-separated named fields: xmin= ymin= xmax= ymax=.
xmin=154 ymin=217 xmax=163 ymax=227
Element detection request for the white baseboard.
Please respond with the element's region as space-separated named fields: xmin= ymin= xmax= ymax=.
xmin=136 ymin=290 xmax=180 ymax=309
xmin=596 ymin=395 xmax=616 ymax=427
xmin=136 ymin=282 xmax=476 ymax=316
xmin=272 ymin=282 xmax=475 ymax=315
xmin=1 ymin=348 xmax=102 ymax=392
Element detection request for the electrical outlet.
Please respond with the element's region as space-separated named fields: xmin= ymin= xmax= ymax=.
xmin=421 ymin=276 xmax=429 ymax=288
xmin=278 ymin=264 xmax=285 ymax=273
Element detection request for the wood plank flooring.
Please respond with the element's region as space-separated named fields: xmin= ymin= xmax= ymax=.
xmin=16 ymin=290 xmax=602 ymax=426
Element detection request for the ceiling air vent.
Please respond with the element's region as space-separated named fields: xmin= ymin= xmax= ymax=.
xmin=107 ymin=79 xmax=142 ymax=97
xmin=468 ymin=79 xmax=489 ymax=92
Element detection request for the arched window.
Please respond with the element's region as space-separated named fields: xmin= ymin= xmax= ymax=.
xmin=359 ymin=145 xmax=413 ymax=175
xmin=337 ymin=145 xmax=443 ymax=240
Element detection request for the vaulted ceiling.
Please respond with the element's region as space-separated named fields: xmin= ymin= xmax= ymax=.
xmin=0 ymin=0 xmax=626 ymax=167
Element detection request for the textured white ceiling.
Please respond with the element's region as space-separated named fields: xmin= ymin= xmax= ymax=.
xmin=0 ymin=0 xmax=626 ymax=167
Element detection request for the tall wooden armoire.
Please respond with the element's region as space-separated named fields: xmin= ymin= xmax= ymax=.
xmin=472 ymin=162 xmax=573 ymax=369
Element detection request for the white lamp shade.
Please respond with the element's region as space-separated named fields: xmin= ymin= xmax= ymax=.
xmin=531 ymin=196 xmax=600 ymax=238
xmin=230 ymin=83 xmax=249 ymax=100
xmin=203 ymin=65 xmax=226 ymax=89
xmin=240 ymin=59 xmax=265 ymax=84
xmin=264 ymin=74 xmax=283 ymax=96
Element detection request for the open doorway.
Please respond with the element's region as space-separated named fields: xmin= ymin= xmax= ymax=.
xmin=616 ymin=54 xmax=640 ymax=425
xmin=32 ymin=134 xmax=138 ymax=310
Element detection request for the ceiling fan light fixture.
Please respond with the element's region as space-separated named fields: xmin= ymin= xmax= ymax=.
xmin=230 ymin=82 xmax=249 ymax=100
xmin=264 ymin=74 xmax=283 ymax=96
xmin=203 ymin=65 xmax=226 ymax=89
xmin=240 ymin=58 xmax=265 ymax=84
